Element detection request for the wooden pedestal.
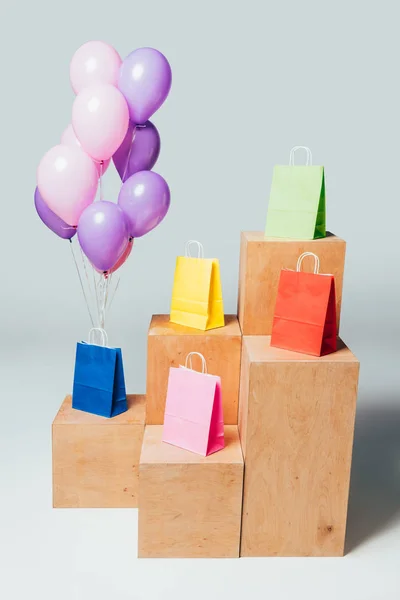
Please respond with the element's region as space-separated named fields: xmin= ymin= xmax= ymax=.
xmin=146 ymin=314 xmax=242 ymax=425
xmin=138 ymin=425 xmax=244 ymax=558
xmin=239 ymin=337 xmax=359 ymax=557
xmin=52 ymin=395 xmax=145 ymax=508
xmin=238 ymin=231 xmax=346 ymax=335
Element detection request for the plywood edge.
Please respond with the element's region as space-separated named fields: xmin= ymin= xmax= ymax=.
xmin=241 ymin=336 xmax=253 ymax=360
xmin=53 ymin=394 xmax=146 ymax=425
xmin=240 ymin=231 xmax=254 ymax=243
xmin=140 ymin=425 xmax=243 ymax=465
xmin=52 ymin=395 xmax=70 ymax=425
xmin=238 ymin=233 xmax=248 ymax=329
xmin=238 ymin=341 xmax=252 ymax=459
xmin=241 ymin=230 xmax=345 ymax=244
xmin=148 ymin=317 xmax=242 ymax=337
xmin=148 ymin=314 xmax=165 ymax=334
xmin=243 ymin=336 xmax=360 ymax=364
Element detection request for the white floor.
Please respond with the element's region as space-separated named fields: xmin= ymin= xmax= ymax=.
xmin=2 ymin=352 xmax=400 ymax=600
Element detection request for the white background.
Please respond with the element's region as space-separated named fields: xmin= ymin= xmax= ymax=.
xmin=1 ymin=1 xmax=399 ymax=598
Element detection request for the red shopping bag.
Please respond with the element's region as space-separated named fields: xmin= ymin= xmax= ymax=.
xmin=271 ymin=252 xmax=337 ymax=356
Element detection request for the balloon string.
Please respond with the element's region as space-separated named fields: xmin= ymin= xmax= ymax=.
xmin=108 ymin=275 xmax=121 ymax=313
xmin=69 ymin=239 xmax=95 ymax=328
xmin=122 ymin=126 xmax=137 ymax=183
xmin=98 ymin=274 xmax=111 ymax=330
xmin=105 ymin=272 xmax=112 ymax=312
xmin=99 ymin=161 xmax=104 ymax=201
xmin=79 ymin=245 xmax=96 ymax=312
xmin=92 ymin=264 xmax=100 ymax=325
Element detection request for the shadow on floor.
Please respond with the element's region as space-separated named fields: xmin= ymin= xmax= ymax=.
xmin=345 ymin=396 xmax=400 ymax=553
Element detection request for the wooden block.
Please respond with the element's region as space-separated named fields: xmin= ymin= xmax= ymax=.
xmin=52 ymin=395 xmax=145 ymax=508
xmin=239 ymin=337 xmax=359 ymax=557
xmin=138 ymin=425 xmax=244 ymax=558
xmin=238 ymin=231 xmax=346 ymax=335
xmin=146 ymin=314 xmax=242 ymax=425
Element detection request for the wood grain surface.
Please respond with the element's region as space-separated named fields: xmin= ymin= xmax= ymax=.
xmin=239 ymin=336 xmax=359 ymax=557
xmin=52 ymin=395 xmax=145 ymax=508
xmin=237 ymin=231 xmax=346 ymax=335
xmin=138 ymin=425 xmax=244 ymax=558
xmin=146 ymin=314 xmax=242 ymax=425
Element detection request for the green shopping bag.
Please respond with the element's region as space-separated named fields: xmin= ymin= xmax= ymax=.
xmin=265 ymin=146 xmax=326 ymax=240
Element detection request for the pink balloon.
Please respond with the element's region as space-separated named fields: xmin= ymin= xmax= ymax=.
xmin=70 ymin=41 xmax=122 ymax=94
xmin=37 ymin=144 xmax=98 ymax=226
xmin=61 ymin=123 xmax=80 ymax=147
xmin=61 ymin=124 xmax=110 ymax=175
xmin=72 ymin=84 xmax=129 ymax=161
xmin=93 ymin=238 xmax=134 ymax=275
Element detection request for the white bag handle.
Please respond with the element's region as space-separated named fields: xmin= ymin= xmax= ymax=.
xmin=289 ymin=146 xmax=313 ymax=166
xmin=88 ymin=327 xmax=109 ymax=347
xmin=185 ymin=352 xmax=207 ymax=374
xmin=296 ymin=252 xmax=320 ymax=274
xmin=185 ymin=240 xmax=204 ymax=259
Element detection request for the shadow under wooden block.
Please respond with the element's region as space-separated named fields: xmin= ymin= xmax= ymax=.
xmin=146 ymin=314 xmax=242 ymax=425
xmin=138 ymin=425 xmax=243 ymax=558
xmin=52 ymin=395 xmax=145 ymax=508
xmin=238 ymin=231 xmax=346 ymax=335
xmin=239 ymin=337 xmax=359 ymax=557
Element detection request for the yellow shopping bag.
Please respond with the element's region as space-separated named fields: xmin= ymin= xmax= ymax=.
xmin=170 ymin=241 xmax=225 ymax=330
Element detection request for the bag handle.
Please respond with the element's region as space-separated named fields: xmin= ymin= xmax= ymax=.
xmin=185 ymin=240 xmax=204 ymax=259
xmin=185 ymin=352 xmax=207 ymax=374
xmin=289 ymin=146 xmax=313 ymax=166
xmin=88 ymin=327 xmax=109 ymax=347
xmin=296 ymin=252 xmax=320 ymax=274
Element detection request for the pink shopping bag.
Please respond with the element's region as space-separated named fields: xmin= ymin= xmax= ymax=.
xmin=162 ymin=352 xmax=224 ymax=456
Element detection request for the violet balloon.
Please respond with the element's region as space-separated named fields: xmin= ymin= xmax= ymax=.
xmin=109 ymin=237 xmax=133 ymax=273
xmin=34 ymin=187 xmax=76 ymax=240
xmin=118 ymin=48 xmax=172 ymax=124
xmin=92 ymin=238 xmax=134 ymax=274
xmin=113 ymin=121 xmax=161 ymax=182
xmin=118 ymin=171 xmax=170 ymax=238
xmin=78 ymin=201 xmax=129 ymax=272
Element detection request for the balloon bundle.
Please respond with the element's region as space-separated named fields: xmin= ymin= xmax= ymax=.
xmin=35 ymin=42 xmax=172 ymax=329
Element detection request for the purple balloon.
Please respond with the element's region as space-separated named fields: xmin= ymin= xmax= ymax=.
xmin=118 ymin=171 xmax=170 ymax=238
xmin=34 ymin=187 xmax=76 ymax=239
xmin=77 ymin=201 xmax=129 ymax=272
xmin=113 ymin=120 xmax=161 ymax=182
xmin=118 ymin=48 xmax=172 ymax=124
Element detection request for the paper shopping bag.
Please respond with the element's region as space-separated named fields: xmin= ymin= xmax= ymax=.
xmin=271 ymin=252 xmax=337 ymax=356
xmin=265 ymin=146 xmax=326 ymax=239
xmin=72 ymin=328 xmax=128 ymax=418
xmin=162 ymin=352 xmax=224 ymax=456
xmin=170 ymin=240 xmax=224 ymax=330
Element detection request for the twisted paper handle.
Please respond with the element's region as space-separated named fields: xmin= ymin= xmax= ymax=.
xmin=289 ymin=146 xmax=313 ymax=166
xmin=185 ymin=240 xmax=204 ymax=259
xmin=185 ymin=352 xmax=207 ymax=374
xmin=88 ymin=327 xmax=109 ymax=347
xmin=296 ymin=252 xmax=320 ymax=274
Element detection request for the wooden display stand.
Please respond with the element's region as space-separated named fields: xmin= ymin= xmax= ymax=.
xmin=138 ymin=425 xmax=244 ymax=558
xmin=238 ymin=231 xmax=346 ymax=335
xmin=238 ymin=336 xmax=359 ymax=556
xmin=146 ymin=314 xmax=242 ymax=425
xmin=52 ymin=395 xmax=145 ymax=508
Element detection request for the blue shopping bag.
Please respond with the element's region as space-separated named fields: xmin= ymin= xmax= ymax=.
xmin=72 ymin=329 xmax=127 ymax=418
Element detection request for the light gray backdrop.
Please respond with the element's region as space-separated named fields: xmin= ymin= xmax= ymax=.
xmin=1 ymin=1 xmax=399 ymax=599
